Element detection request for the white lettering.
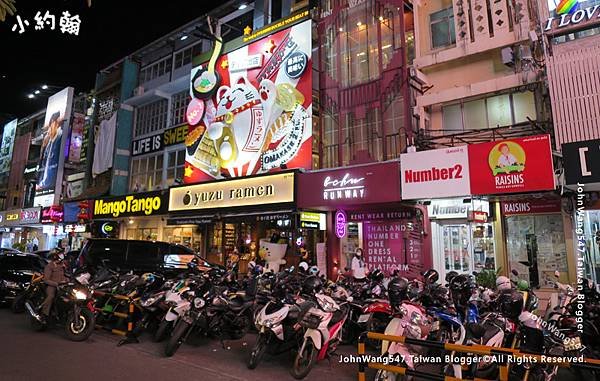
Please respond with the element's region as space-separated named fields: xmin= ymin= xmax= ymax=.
xmin=579 ymin=147 xmax=591 ymax=176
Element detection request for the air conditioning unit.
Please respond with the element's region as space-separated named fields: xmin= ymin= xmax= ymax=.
xmin=501 ymin=47 xmax=515 ymax=67
xmin=133 ymin=86 xmax=145 ymax=96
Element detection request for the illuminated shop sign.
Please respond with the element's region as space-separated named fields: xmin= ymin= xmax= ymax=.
xmin=93 ymin=191 xmax=167 ymax=218
xmin=20 ymin=208 xmax=41 ymax=224
xmin=6 ymin=213 xmax=19 ymax=221
xmin=427 ymin=199 xmax=490 ymax=219
xmin=300 ymin=212 xmax=326 ymax=230
xmin=297 ymin=162 xmax=401 ymax=208
xmin=64 ymin=224 xmax=87 ymax=233
xmin=131 ymin=126 xmax=189 ymax=157
xmin=41 ymin=206 xmax=64 ymax=224
xmin=545 ymin=3 xmax=600 ymax=30
xmin=169 ymin=172 xmax=295 ymax=212
xmin=335 ymin=210 xmax=347 ymax=238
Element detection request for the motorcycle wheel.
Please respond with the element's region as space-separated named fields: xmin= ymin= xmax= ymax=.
xmin=366 ymin=315 xmax=387 ymax=350
xmin=64 ymin=308 xmax=95 ymax=342
xmin=247 ymin=332 xmax=268 ymax=369
xmin=165 ymin=320 xmax=190 ymax=357
xmin=153 ymin=319 xmax=171 ymax=343
xmin=290 ymin=340 xmax=317 ymax=379
xmin=11 ymin=293 xmax=25 ymax=313
xmin=374 ymin=369 xmax=403 ymax=381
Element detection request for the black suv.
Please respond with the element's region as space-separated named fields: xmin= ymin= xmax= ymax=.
xmin=76 ymin=238 xmax=215 ymax=274
xmin=0 ymin=252 xmax=47 ymax=305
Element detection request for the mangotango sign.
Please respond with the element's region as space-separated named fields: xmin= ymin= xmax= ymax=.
xmin=545 ymin=3 xmax=600 ymax=30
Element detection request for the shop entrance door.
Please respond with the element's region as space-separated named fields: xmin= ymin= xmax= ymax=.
xmin=433 ymin=220 xmax=473 ymax=281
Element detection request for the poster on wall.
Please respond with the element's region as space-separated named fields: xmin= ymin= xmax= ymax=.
xmin=0 ymin=119 xmax=18 ymax=175
xmin=67 ymin=113 xmax=85 ymax=164
xmin=468 ymin=134 xmax=555 ymax=195
xmin=35 ymin=87 xmax=74 ymax=204
xmin=184 ymin=18 xmax=312 ymax=183
xmin=362 ymin=220 xmax=424 ymax=277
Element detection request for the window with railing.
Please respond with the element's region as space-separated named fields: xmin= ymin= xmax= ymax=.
xmin=139 ymin=57 xmax=172 ymax=84
xmin=134 ymin=99 xmax=168 ymax=137
xmin=170 ymin=91 xmax=189 ymax=126
xmin=442 ymin=91 xmax=537 ymax=130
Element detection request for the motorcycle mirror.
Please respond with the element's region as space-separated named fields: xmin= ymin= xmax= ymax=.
xmin=472 ymin=271 xmax=478 ymax=276
xmin=511 ymin=269 xmax=519 ymax=276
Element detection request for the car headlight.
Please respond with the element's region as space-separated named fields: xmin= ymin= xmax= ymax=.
xmin=3 ymin=280 xmax=20 ymax=289
xmin=73 ymin=289 xmax=88 ymax=300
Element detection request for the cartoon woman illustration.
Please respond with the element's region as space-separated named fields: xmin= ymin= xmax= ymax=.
xmin=496 ymin=143 xmax=517 ymax=171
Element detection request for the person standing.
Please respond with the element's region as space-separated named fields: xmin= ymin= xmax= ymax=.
xmin=351 ymin=248 xmax=367 ymax=281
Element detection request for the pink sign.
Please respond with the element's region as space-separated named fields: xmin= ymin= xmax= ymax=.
xmin=362 ymin=220 xmax=424 ymax=277
xmin=335 ymin=210 xmax=347 ymax=238
xmin=186 ymin=98 xmax=205 ymax=126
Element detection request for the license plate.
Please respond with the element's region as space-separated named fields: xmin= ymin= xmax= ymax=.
xmin=358 ymin=314 xmax=371 ymax=323
xmin=564 ymin=337 xmax=582 ymax=351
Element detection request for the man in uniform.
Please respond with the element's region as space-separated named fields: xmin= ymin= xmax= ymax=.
xmin=41 ymin=248 xmax=69 ymax=322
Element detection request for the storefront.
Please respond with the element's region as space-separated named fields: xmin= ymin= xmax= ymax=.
xmin=427 ymin=198 xmax=495 ymax=281
xmin=501 ymin=198 xmax=568 ymax=287
xmin=298 ymin=161 xmax=430 ymax=279
xmin=562 ymin=138 xmax=600 ymax=283
xmin=0 ymin=208 xmax=43 ymax=251
xmin=168 ymin=171 xmax=322 ymax=273
xmin=92 ymin=190 xmax=171 ymax=243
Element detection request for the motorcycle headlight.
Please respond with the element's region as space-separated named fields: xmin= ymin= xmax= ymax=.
xmin=141 ymin=296 xmax=158 ymax=308
xmin=3 ymin=280 xmax=20 ymax=289
xmin=73 ymin=289 xmax=88 ymax=300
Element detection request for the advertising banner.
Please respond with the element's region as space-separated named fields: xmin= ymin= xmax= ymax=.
xmin=297 ymin=161 xmax=401 ymax=208
xmin=362 ymin=220 xmax=424 ymax=277
xmin=400 ymin=146 xmax=470 ymax=200
xmin=184 ymin=18 xmax=312 ymax=183
xmin=468 ymin=134 xmax=555 ymax=195
xmin=36 ymin=87 xmax=74 ymax=202
xmin=170 ymin=172 xmax=295 ymax=212
xmin=67 ymin=113 xmax=85 ymax=164
xmin=0 ymin=119 xmax=18 ymax=175
xmin=20 ymin=207 xmax=41 ymax=225
xmin=562 ymin=138 xmax=600 ymax=188
xmin=93 ymin=190 xmax=168 ymax=219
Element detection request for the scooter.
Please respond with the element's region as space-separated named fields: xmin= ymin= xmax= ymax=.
xmin=153 ymin=277 xmax=198 ymax=342
xmin=291 ymin=293 xmax=349 ymax=379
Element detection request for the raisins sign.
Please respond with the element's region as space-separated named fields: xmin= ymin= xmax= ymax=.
xmin=400 ymin=147 xmax=471 ymax=200
xmin=468 ymin=135 xmax=555 ymax=195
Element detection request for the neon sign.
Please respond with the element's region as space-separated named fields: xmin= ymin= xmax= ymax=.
xmin=335 ymin=210 xmax=347 ymax=239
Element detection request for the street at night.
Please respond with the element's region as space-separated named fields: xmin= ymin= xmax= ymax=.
xmin=2 ymin=0 xmax=600 ymax=380
xmin=0 ymin=308 xmax=357 ymax=381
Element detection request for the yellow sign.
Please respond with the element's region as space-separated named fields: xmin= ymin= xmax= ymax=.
xmin=163 ymin=125 xmax=189 ymax=146
xmin=6 ymin=213 xmax=19 ymax=221
xmin=300 ymin=212 xmax=322 ymax=223
xmin=169 ymin=173 xmax=295 ymax=212
xmin=94 ymin=194 xmax=163 ymax=218
xmin=242 ymin=10 xmax=309 ymax=42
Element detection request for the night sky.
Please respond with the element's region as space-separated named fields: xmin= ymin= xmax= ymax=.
xmin=0 ymin=0 xmax=214 ymax=119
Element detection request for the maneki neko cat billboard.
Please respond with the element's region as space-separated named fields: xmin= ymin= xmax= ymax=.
xmin=183 ymin=19 xmax=312 ymax=183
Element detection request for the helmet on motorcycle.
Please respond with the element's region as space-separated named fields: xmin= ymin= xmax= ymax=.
xmin=298 ymin=261 xmax=309 ymax=273
xmin=388 ymin=277 xmax=409 ymax=308
xmin=369 ymin=269 xmax=384 ymax=283
xmin=252 ymin=264 xmax=263 ymax=275
xmin=516 ymin=279 xmax=529 ymax=291
xmin=247 ymin=261 xmax=256 ymax=270
xmin=308 ymin=266 xmax=320 ymax=276
xmin=497 ymin=290 xmax=524 ymax=320
xmin=496 ymin=276 xmax=511 ymax=292
xmin=187 ymin=257 xmax=199 ymax=270
xmin=302 ymin=275 xmax=323 ymax=295
xmin=141 ymin=273 xmax=156 ymax=285
xmin=449 ymin=274 xmax=475 ymax=307
xmin=445 ymin=271 xmax=459 ymax=284
xmin=422 ymin=269 xmax=439 ymax=285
